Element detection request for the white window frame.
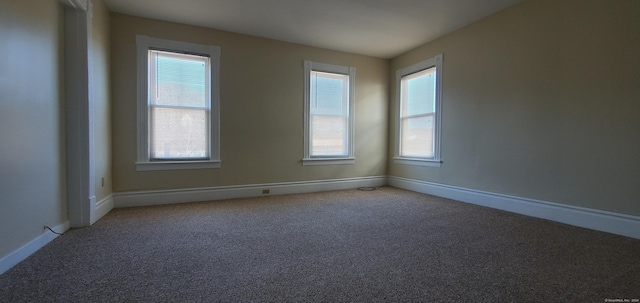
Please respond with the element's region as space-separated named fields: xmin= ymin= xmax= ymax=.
xmin=303 ymin=60 xmax=356 ymax=166
xmin=136 ymin=35 xmax=221 ymax=171
xmin=394 ymin=54 xmax=443 ymax=167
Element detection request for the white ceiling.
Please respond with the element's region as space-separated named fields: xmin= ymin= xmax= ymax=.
xmin=102 ymin=0 xmax=524 ymax=59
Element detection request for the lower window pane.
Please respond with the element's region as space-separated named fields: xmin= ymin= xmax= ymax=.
xmin=401 ymin=115 xmax=434 ymax=158
xmin=150 ymin=107 xmax=208 ymax=159
xmin=311 ymin=115 xmax=346 ymax=156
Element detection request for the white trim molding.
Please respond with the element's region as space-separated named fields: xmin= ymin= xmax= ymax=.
xmin=394 ymin=54 xmax=443 ymax=165
xmin=64 ymin=0 xmax=95 ymax=228
xmin=303 ymin=60 xmax=356 ymax=165
xmin=393 ymin=157 xmax=442 ymax=167
xmin=388 ymin=176 xmax=640 ymax=240
xmin=302 ymin=157 xmax=355 ymax=166
xmin=91 ymin=194 xmax=113 ymax=224
xmin=58 ymin=0 xmax=89 ymax=10
xmin=0 ymin=222 xmax=70 ymax=275
xmin=114 ymin=176 xmax=386 ymax=208
xmin=135 ymin=35 xmax=221 ymax=171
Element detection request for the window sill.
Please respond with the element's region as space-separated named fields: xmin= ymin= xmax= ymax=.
xmin=302 ymin=157 xmax=355 ymax=166
xmin=393 ymin=157 xmax=442 ymax=167
xmin=136 ymin=160 xmax=221 ymax=171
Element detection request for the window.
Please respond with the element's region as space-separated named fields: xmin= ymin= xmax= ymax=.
xmin=136 ymin=36 xmax=220 ymax=171
xmin=394 ymin=54 xmax=443 ymax=167
xmin=303 ymin=61 xmax=355 ymax=165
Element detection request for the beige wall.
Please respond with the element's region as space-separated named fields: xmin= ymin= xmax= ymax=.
xmin=92 ymin=0 xmax=112 ymax=202
xmin=2 ymin=0 xmax=636 ymax=263
xmin=0 ymin=0 xmax=67 ymax=258
xmin=0 ymin=0 xmax=111 ymax=261
xmin=110 ymin=14 xmax=389 ymax=192
xmin=389 ymin=0 xmax=640 ymax=216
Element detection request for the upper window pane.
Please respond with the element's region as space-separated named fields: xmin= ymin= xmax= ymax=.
xmin=402 ymin=67 xmax=436 ymax=117
xmin=311 ymin=71 xmax=347 ymax=116
xmin=149 ymin=50 xmax=208 ymax=108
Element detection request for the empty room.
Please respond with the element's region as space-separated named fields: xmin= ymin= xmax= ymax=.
xmin=1 ymin=0 xmax=639 ymax=301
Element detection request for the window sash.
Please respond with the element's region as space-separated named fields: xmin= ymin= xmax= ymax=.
xmin=149 ymin=107 xmax=210 ymax=160
xmin=310 ymin=114 xmax=348 ymax=157
xmin=147 ymin=49 xmax=211 ymax=161
xmin=399 ymin=67 xmax=437 ymax=159
xmin=309 ymin=71 xmax=350 ymax=157
xmin=400 ymin=113 xmax=435 ymax=158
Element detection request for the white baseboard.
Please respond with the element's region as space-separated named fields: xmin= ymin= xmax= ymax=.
xmin=113 ymin=176 xmax=387 ymax=208
xmin=0 ymin=221 xmax=70 ymax=275
xmin=91 ymin=194 xmax=113 ymax=224
xmin=388 ymin=176 xmax=640 ymax=240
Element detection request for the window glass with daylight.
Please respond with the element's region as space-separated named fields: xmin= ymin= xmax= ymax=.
xmin=310 ymin=71 xmax=349 ymax=156
xmin=303 ymin=61 xmax=355 ymax=165
xmin=395 ymin=54 xmax=442 ymax=166
xmin=136 ymin=36 xmax=220 ymax=171
xmin=149 ymin=50 xmax=209 ymax=160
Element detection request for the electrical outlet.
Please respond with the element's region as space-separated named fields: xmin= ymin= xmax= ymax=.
xmin=101 ymin=177 xmax=105 ymax=187
xmin=262 ymin=189 xmax=270 ymax=194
